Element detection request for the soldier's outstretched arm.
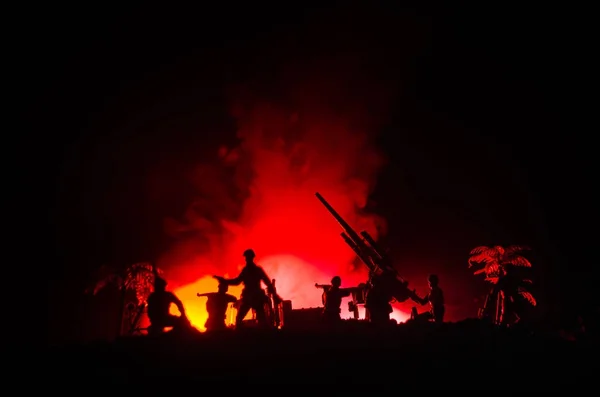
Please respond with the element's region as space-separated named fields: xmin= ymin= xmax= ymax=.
xmin=169 ymin=293 xmax=186 ymax=316
xmin=226 ymin=294 xmax=237 ymax=303
xmin=340 ymin=287 xmax=355 ymax=297
xmin=419 ymin=294 xmax=429 ymax=305
xmin=410 ymin=291 xmax=428 ymax=305
xmin=213 ymin=273 xmax=243 ymax=286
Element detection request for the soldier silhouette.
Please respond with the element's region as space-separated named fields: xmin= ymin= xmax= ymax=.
xmin=411 ymin=274 xmax=445 ymax=323
xmin=364 ymin=271 xmax=394 ymax=325
xmin=146 ymin=276 xmax=189 ymax=335
xmin=214 ymin=249 xmax=282 ymax=329
xmin=315 ymin=276 xmax=355 ymax=322
xmin=197 ymin=281 xmax=238 ymax=331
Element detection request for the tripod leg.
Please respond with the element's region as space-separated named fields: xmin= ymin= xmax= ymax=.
xmin=480 ymin=294 xmax=490 ymax=319
xmin=496 ymin=291 xmax=503 ymax=325
xmin=480 ymin=288 xmax=496 ymax=320
xmin=128 ymin=303 xmax=147 ymax=335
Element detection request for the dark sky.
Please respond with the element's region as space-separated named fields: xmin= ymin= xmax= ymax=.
xmin=22 ymin=4 xmax=594 ymax=341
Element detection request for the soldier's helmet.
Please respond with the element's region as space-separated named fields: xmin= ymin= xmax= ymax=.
xmin=217 ymin=282 xmax=228 ymax=292
xmin=154 ymin=276 xmax=167 ymax=290
xmin=428 ymin=274 xmax=439 ymax=286
xmin=243 ymin=249 xmax=256 ymax=259
xmin=331 ymin=276 xmax=342 ymax=287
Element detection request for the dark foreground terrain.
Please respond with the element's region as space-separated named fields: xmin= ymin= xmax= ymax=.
xmin=44 ymin=319 xmax=596 ymax=391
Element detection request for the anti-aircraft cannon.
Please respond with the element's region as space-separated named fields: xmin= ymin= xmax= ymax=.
xmin=315 ymin=192 xmax=416 ymax=322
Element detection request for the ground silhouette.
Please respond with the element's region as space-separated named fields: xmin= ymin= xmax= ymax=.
xmin=45 ymin=319 xmax=596 ymax=390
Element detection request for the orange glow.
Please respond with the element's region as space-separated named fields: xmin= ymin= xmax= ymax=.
xmin=172 ymin=255 xmax=410 ymax=331
xmin=170 ymin=275 xmax=243 ymax=331
xmin=158 ymin=70 xmax=410 ymax=329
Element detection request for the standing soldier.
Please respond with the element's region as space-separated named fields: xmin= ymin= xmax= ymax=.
xmin=214 ymin=249 xmax=282 ymax=329
xmin=364 ymin=271 xmax=395 ymax=325
xmin=411 ymin=274 xmax=445 ymax=323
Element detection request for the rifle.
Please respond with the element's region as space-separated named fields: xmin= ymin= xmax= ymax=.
xmin=315 ymin=192 xmax=415 ymax=303
xmin=267 ymin=279 xmax=284 ymax=328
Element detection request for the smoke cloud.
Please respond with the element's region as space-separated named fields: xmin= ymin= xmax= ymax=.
xmin=156 ymin=55 xmax=407 ymax=328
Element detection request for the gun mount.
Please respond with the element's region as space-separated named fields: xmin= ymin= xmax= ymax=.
xmin=267 ymin=279 xmax=285 ymax=328
xmin=315 ymin=192 xmax=414 ymax=303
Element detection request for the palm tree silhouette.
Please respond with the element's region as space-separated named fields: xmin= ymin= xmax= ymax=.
xmin=87 ymin=262 xmax=162 ymax=336
xmin=468 ymin=245 xmax=536 ymax=324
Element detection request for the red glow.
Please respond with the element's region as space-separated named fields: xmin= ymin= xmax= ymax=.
xmin=158 ymin=66 xmax=409 ymax=329
xmin=171 ymin=255 xmax=410 ymax=331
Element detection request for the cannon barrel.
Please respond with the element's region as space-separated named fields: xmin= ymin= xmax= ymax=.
xmin=316 ymin=193 xmax=383 ymax=271
xmin=315 ymin=192 xmax=411 ymax=302
xmin=315 ymin=193 xmax=374 ymax=253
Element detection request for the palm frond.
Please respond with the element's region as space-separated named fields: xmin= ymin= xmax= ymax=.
xmin=502 ymin=255 xmax=532 ymax=268
xmin=469 ymin=246 xmax=491 ymax=255
xmin=468 ymin=252 xmax=496 ymax=264
xmin=486 ymin=263 xmax=502 ymax=275
xmin=87 ymin=262 xmax=163 ymax=304
xmin=86 ymin=265 xmax=124 ymax=295
xmin=123 ymin=262 xmax=162 ymax=304
xmin=518 ymin=287 xmax=537 ymax=306
xmin=86 ymin=274 xmax=122 ymax=295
